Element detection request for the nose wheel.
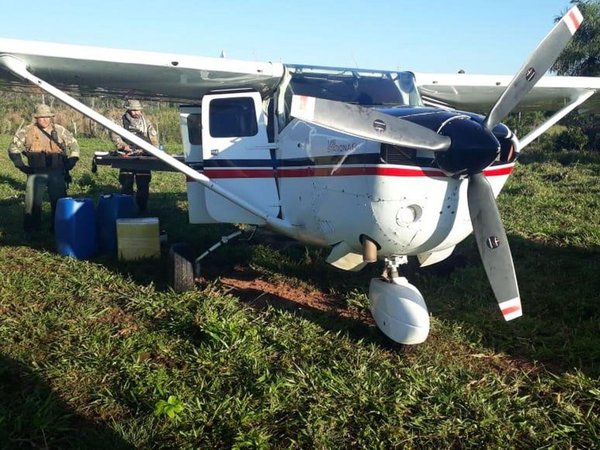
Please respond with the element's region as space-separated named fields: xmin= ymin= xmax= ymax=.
xmin=369 ymin=256 xmax=430 ymax=344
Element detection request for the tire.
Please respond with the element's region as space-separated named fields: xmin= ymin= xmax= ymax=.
xmin=168 ymin=242 xmax=195 ymax=293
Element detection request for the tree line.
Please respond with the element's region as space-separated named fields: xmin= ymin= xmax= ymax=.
xmin=548 ymin=0 xmax=600 ymax=151
xmin=486 ymin=0 xmax=600 ymax=153
xmin=0 ymin=91 xmax=182 ymax=144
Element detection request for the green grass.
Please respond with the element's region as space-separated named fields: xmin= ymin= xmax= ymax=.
xmin=0 ymin=135 xmax=599 ymax=448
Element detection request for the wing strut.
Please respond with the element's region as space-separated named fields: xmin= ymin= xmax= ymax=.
xmin=0 ymin=55 xmax=321 ymax=244
xmin=518 ymin=90 xmax=595 ymax=149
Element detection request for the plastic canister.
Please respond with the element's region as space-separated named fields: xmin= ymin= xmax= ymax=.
xmin=116 ymin=217 xmax=160 ymax=260
xmin=97 ymin=194 xmax=136 ymax=254
xmin=55 ymin=197 xmax=97 ymax=259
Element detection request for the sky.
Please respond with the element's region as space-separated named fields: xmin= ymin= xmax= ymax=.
xmin=1 ymin=0 xmax=575 ymax=75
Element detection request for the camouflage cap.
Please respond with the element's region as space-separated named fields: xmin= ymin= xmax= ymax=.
xmin=33 ymin=104 xmax=55 ymax=118
xmin=125 ymin=99 xmax=143 ymax=111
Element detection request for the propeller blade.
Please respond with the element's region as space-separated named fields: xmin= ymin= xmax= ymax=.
xmin=467 ymin=172 xmax=522 ymax=321
xmin=484 ymin=6 xmax=583 ymax=129
xmin=290 ymin=95 xmax=451 ymax=152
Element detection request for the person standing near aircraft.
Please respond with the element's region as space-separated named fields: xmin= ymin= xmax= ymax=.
xmin=110 ymin=99 xmax=159 ymax=212
xmin=8 ymin=104 xmax=80 ymax=232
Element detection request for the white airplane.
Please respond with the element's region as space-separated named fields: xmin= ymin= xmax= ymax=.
xmin=1 ymin=6 xmax=598 ymax=344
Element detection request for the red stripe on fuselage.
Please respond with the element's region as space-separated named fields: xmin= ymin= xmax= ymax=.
xmin=277 ymin=165 xmax=513 ymax=178
xmin=365 ymin=166 xmax=446 ymax=177
xmin=185 ymin=164 xmax=514 ymax=181
xmin=203 ymin=169 xmax=275 ymax=178
xmin=185 ymin=169 xmax=274 ymax=182
xmin=483 ymin=166 xmax=513 ymax=176
xmin=276 ymin=167 xmax=437 ymax=177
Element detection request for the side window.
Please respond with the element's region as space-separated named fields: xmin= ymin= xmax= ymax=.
xmin=187 ymin=113 xmax=202 ymax=145
xmin=209 ymin=97 xmax=258 ymax=138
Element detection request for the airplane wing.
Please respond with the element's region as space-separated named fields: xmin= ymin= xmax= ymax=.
xmin=414 ymin=72 xmax=600 ymax=113
xmin=3 ymin=37 xmax=598 ymax=113
xmin=0 ymin=38 xmax=285 ymax=102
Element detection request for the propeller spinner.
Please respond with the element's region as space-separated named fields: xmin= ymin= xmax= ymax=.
xmin=289 ymin=6 xmax=584 ymax=321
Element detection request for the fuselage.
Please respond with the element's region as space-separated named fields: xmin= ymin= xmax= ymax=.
xmin=276 ymin=106 xmax=517 ymax=258
xmin=182 ymin=67 xmax=518 ymax=263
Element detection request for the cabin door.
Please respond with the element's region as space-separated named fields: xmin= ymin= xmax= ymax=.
xmin=201 ymin=92 xmax=279 ymax=224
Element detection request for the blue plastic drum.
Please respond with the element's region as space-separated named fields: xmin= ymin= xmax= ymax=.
xmin=55 ymin=197 xmax=97 ymax=259
xmin=97 ymin=194 xmax=136 ymax=254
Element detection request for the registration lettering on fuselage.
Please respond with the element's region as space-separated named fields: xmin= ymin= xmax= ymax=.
xmin=327 ymin=139 xmax=359 ymax=153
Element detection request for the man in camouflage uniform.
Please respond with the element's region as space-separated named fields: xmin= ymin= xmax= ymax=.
xmin=8 ymin=104 xmax=80 ymax=232
xmin=111 ymin=99 xmax=159 ymax=212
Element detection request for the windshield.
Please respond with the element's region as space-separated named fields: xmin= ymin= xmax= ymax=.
xmin=286 ymin=67 xmax=422 ymax=108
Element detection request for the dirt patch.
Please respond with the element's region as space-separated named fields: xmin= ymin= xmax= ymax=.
xmin=215 ymin=265 xmax=374 ymax=325
xmin=95 ymin=306 xmax=142 ymax=336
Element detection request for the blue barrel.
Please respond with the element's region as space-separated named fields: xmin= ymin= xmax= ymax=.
xmin=55 ymin=197 xmax=97 ymax=259
xmin=96 ymin=194 xmax=136 ymax=254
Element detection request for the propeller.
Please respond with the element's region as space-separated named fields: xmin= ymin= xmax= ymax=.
xmin=464 ymin=5 xmax=582 ymax=320
xmin=484 ymin=5 xmax=584 ymax=129
xmin=467 ymin=172 xmax=522 ymax=320
xmin=289 ymin=6 xmax=584 ymax=321
xmin=290 ymin=94 xmax=451 ymax=152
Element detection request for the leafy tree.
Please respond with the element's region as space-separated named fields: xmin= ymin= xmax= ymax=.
xmin=553 ymin=0 xmax=600 ymax=76
xmin=550 ymin=1 xmax=600 ymax=151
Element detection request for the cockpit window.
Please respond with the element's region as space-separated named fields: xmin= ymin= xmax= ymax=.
xmin=395 ymin=72 xmax=421 ymax=107
xmin=281 ymin=68 xmax=422 ymax=128
xmin=287 ymin=69 xmax=421 ymax=107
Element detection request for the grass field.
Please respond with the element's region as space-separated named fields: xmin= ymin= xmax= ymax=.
xmin=1 ymin=135 xmax=599 ymax=448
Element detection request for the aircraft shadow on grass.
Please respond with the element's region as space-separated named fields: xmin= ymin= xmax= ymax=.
xmin=185 ymin=231 xmax=600 ymax=377
xmin=111 ymin=223 xmax=600 ymax=378
xmin=3 ymin=186 xmax=598 ymax=378
xmin=0 ymin=173 xmax=25 ymax=191
xmin=0 ymin=354 xmax=134 ymax=449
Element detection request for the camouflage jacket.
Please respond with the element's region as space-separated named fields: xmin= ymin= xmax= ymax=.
xmin=9 ymin=123 xmax=80 ymax=170
xmin=111 ymin=112 xmax=159 ymax=152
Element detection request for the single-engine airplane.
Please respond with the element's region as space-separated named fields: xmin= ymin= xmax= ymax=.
xmin=1 ymin=6 xmax=599 ymax=344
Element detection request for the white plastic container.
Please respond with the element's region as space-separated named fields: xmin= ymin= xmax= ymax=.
xmin=116 ymin=217 xmax=160 ymax=260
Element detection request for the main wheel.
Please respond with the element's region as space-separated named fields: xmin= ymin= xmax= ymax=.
xmin=168 ymin=243 xmax=195 ymax=293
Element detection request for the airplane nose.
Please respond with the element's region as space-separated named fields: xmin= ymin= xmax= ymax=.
xmin=435 ymin=118 xmax=500 ymax=175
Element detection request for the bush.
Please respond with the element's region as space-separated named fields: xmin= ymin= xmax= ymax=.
xmin=554 ymin=127 xmax=589 ymax=151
